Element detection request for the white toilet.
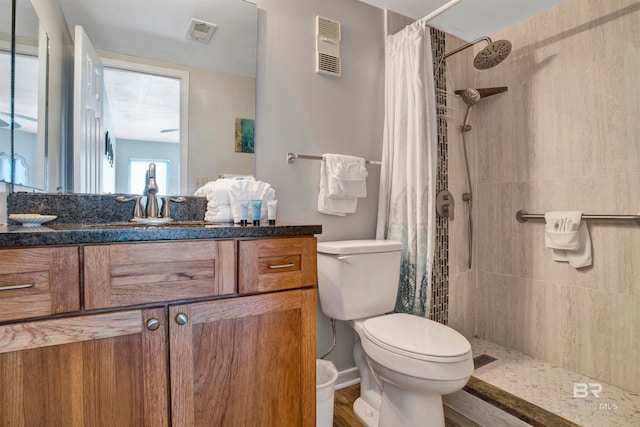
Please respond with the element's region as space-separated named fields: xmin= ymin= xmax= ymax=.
xmin=317 ymin=240 xmax=474 ymax=427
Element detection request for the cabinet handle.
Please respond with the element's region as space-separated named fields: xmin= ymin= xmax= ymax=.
xmin=146 ymin=318 xmax=160 ymax=331
xmin=268 ymin=263 xmax=295 ymax=269
xmin=175 ymin=313 xmax=189 ymax=325
xmin=0 ymin=282 xmax=35 ymax=292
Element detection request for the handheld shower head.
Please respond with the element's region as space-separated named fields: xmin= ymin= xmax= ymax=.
xmin=459 ymin=88 xmax=481 ymax=106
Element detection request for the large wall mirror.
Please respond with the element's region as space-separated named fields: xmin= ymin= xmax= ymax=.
xmin=0 ymin=0 xmax=48 ymax=191
xmin=5 ymin=0 xmax=257 ymax=195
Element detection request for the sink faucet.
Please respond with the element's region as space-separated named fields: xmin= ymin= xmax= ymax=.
xmin=116 ymin=162 xmax=185 ymax=222
xmin=144 ymin=163 xmax=160 ymax=218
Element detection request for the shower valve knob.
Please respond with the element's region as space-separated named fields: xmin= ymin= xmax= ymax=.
xmin=436 ymin=190 xmax=455 ymax=221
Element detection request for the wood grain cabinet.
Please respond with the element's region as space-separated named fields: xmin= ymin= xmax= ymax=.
xmin=84 ymin=240 xmax=235 ymax=309
xmin=0 ymin=237 xmax=317 ymax=427
xmin=0 ymin=246 xmax=80 ymax=323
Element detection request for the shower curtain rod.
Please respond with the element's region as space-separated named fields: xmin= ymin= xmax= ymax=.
xmin=516 ymin=210 xmax=640 ymax=224
xmin=417 ymin=0 xmax=462 ymax=24
xmin=287 ymin=152 xmax=381 ymax=165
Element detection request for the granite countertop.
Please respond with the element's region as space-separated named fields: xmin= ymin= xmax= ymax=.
xmin=0 ymin=222 xmax=323 ymax=248
xmin=4 ymin=193 xmax=321 ymax=247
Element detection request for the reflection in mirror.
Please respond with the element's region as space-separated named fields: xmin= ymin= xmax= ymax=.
xmin=103 ymin=65 xmax=182 ymax=195
xmin=58 ymin=0 xmax=257 ymax=195
xmin=0 ymin=0 xmax=47 ymax=190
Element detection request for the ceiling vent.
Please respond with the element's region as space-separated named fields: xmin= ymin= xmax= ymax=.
xmin=316 ymin=16 xmax=341 ymax=77
xmin=186 ymin=19 xmax=217 ymax=43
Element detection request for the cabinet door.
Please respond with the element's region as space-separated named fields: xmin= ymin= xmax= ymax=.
xmin=84 ymin=240 xmax=235 ymax=309
xmin=170 ymin=288 xmax=316 ymax=427
xmin=0 ymin=246 xmax=79 ymax=322
xmin=0 ymin=308 xmax=168 ymax=427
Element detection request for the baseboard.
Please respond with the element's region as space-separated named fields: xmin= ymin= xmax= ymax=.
xmin=335 ymin=367 xmax=360 ymax=390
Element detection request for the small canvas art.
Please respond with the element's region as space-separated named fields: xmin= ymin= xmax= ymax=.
xmin=235 ymin=118 xmax=255 ymax=153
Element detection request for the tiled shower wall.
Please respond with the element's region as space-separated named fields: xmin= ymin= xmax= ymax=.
xmin=471 ymin=0 xmax=640 ymax=394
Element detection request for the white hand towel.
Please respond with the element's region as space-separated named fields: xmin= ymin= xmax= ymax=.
xmin=544 ymin=211 xmax=592 ymax=268
xmin=544 ymin=211 xmax=582 ymax=250
xmin=317 ymin=155 xmax=358 ymax=216
xmin=323 ymin=154 xmax=368 ymax=198
xmin=550 ymin=222 xmax=592 ymax=268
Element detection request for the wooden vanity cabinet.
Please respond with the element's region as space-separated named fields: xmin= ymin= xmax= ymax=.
xmin=0 ymin=236 xmax=317 ymax=427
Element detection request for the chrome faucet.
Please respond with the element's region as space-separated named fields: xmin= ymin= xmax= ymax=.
xmin=116 ymin=162 xmax=185 ymax=223
xmin=144 ymin=163 xmax=160 ymax=218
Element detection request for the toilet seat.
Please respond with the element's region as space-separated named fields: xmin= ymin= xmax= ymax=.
xmin=362 ymin=313 xmax=472 ymax=363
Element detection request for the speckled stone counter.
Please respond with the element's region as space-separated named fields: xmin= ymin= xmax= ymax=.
xmin=0 ymin=222 xmax=322 ymax=248
xmin=4 ymin=193 xmax=321 ymax=247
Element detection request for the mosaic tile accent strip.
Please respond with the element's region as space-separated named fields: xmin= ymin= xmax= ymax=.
xmin=430 ymin=27 xmax=449 ymax=324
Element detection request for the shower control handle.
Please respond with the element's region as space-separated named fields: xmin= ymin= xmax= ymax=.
xmin=436 ymin=190 xmax=455 ymax=221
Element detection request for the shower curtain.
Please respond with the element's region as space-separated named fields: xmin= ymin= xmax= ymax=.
xmin=376 ymin=22 xmax=437 ymax=317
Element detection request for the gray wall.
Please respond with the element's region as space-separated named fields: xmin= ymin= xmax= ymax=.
xmin=254 ymin=0 xmax=385 ymax=372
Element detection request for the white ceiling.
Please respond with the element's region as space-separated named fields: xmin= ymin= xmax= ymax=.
xmin=58 ymin=0 xmax=258 ymax=78
xmin=359 ymin=0 xmax=565 ymax=41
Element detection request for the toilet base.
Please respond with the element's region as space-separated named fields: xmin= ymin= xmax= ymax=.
xmin=352 ymin=385 xmax=446 ymax=427
xmin=353 ymin=396 xmax=379 ymax=427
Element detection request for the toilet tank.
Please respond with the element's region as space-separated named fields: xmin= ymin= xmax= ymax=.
xmin=317 ymin=240 xmax=402 ymax=320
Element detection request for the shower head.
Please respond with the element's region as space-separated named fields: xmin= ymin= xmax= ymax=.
xmin=459 ymin=88 xmax=481 ymax=106
xmin=442 ymin=36 xmax=512 ymax=70
xmin=473 ymin=40 xmax=512 ymax=70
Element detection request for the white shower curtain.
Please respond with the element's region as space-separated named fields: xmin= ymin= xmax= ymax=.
xmin=376 ymin=22 xmax=437 ymax=317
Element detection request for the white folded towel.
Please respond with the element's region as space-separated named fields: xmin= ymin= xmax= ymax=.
xmin=544 ymin=211 xmax=592 ymax=268
xmin=318 ymin=153 xmax=367 ymax=216
xmin=323 ymin=153 xmax=368 ymax=198
xmin=227 ymin=180 xmax=276 ymax=223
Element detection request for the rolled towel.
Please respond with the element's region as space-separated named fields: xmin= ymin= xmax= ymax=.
xmin=227 ymin=180 xmax=276 ymax=223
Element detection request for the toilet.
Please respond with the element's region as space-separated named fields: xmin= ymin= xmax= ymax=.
xmin=317 ymin=240 xmax=473 ymax=427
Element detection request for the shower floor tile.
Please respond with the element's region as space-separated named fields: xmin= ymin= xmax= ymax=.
xmin=469 ymin=338 xmax=640 ymax=427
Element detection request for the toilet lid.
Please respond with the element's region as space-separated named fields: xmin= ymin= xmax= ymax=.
xmin=362 ymin=313 xmax=471 ymax=361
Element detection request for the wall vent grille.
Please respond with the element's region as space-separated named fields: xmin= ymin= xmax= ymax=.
xmin=317 ymin=52 xmax=341 ymax=76
xmin=316 ymin=16 xmax=341 ymax=77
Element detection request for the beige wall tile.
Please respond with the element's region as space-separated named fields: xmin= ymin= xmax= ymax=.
xmin=466 ymin=0 xmax=640 ymax=393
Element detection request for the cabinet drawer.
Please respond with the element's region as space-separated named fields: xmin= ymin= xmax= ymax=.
xmin=84 ymin=240 xmax=235 ymax=310
xmin=0 ymin=247 xmax=80 ymax=323
xmin=238 ymin=237 xmax=317 ymax=293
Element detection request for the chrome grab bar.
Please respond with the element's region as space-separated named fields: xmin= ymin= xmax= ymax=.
xmin=516 ymin=210 xmax=640 ymax=224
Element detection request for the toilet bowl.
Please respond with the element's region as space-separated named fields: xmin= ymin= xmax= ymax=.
xmin=316 ymin=240 xmax=474 ymax=427
xmin=350 ymin=314 xmax=473 ymax=426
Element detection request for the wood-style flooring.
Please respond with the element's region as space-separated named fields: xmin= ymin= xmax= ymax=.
xmin=333 ymin=384 xmax=480 ymax=427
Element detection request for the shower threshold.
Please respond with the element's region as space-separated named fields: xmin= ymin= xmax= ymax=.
xmin=445 ymin=338 xmax=640 ymax=427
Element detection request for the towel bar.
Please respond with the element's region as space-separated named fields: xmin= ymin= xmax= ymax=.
xmin=516 ymin=210 xmax=640 ymax=224
xmin=287 ymin=152 xmax=381 ymax=165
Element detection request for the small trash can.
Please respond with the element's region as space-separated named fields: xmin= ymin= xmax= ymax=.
xmin=316 ymin=359 xmax=338 ymax=427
